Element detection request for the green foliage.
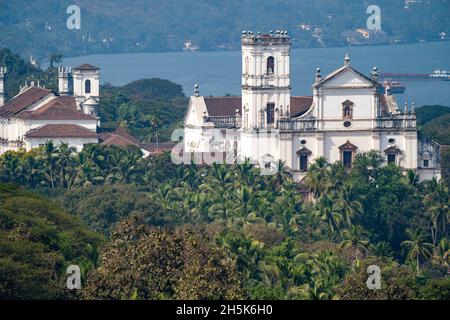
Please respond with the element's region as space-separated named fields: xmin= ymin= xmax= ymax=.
xmin=2 ymin=1 xmax=450 ymax=58
xmin=0 ymin=184 xmax=102 ymax=299
xmin=416 ymin=105 xmax=450 ymax=125
xmin=337 ymin=258 xmax=416 ymax=300
xmin=99 ymin=80 xmax=187 ymax=142
xmin=1 ymin=146 xmax=449 ymax=299
xmin=415 ymin=278 xmax=450 ymax=300
xmin=82 ymin=218 xmax=244 ymax=300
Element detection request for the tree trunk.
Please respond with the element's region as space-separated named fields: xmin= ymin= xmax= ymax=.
xmin=416 ymin=255 xmax=420 ymax=275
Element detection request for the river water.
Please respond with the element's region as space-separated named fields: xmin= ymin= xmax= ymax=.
xmin=63 ymin=41 xmax=450 ymax=107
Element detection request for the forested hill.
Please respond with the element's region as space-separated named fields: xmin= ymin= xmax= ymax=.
xmin=1 ymin=0 xmax=449 ymax=59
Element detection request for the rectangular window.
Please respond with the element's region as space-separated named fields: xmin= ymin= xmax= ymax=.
xmin=299 ymin=155 xmax=308 ymax=172
xmin=387 ymin=154 xmax=396 ymax=165
xmin=267 ymin=103 xmax=275 ymax=125
xmin=343 ymin=151 xmax=353 ymax=169
xmin=423 ymin=159 xmax=429 ymax=168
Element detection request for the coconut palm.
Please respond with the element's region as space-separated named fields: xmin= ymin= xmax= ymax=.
xmin=424 ymin=182 xmax=449 ymax=245
xmin=315 ymin=194 xmax=342 ymax=238
xmin=340 ymin=225 xmax=369 ymax=260
xmin=401 ymin=228 xmax=434 ymax=275
xmin=431 ymin=238 xmax=450 ymax=270
xmin=336 ymin=185 xmax=363 ymax=228
xmin=303 ymin=157 xmax=330 ymax=198
xmin=369 ymin=241 xmax=393 ymax=260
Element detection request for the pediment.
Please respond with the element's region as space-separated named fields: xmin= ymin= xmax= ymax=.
xmin=320 ymin=68 xmax=374 ymax=88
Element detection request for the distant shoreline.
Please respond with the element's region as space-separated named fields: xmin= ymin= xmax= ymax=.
xmin=42 ymin=39 xmax=450 ymax=65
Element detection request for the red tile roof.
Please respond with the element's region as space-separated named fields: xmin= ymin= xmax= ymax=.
xmin=204 ymin=97 xmax=242 ymax=116
xmin=99 ymin=128 xmax=141 ymax=146
xmin=290 ymin=96 xmax=313 ymax=117
xmin=73 ymin=63 xmax=100 ymax=71
xmin=140 ymin=142 xmax=176 ymax=155
xmin=25 ymin=124 xmax=98 ymax=139
xmin=0 ymin=87 xmax=52 ymax=117
xmin=203 ymin=96 xmax=312 ymax=118
xmin=16 ymin=96 xmax=96 ymax=120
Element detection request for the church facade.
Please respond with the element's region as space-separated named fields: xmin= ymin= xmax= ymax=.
xmin=0 ymin=64 xmax=100 ymax=154
xmin=183 ymin=31 xmax=441 ymax=181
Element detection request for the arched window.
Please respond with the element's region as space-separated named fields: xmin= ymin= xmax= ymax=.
xmin=342 ymin=100 xmax=354 ymax=119
xmin=85 ymin=79 xmax=91 ymax=94
xmin=267 ymin=56 xmax=275 ymax=75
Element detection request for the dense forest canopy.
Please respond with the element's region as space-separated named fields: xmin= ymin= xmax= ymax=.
xmin=0 ymin=145 xmax=449 ymax=299
xmin=0 ymin=47 xmax=448 ymax=300
xmin=1 ymin=0 xmax=449 ymax=59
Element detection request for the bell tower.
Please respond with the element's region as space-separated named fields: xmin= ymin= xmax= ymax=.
xmin=241 ymin=30 xmax=291 ymax=130
xmin=58 ymin=66 xmax=73 ymax=95
xmin=72 ymin=64 xmax=100 ymax=114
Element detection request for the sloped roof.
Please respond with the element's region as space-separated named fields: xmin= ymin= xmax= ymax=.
xmin=0 ymin=87 xmax=52 ymax=117
xmin=290 ymin=97 xmax=313 ymax=117
xmin=16 ymin=96 xmax=96 ymax=120
xmin=140 ymin=142 xmax=176 ymax=155
xmin=313 ymin=65 xmax=376 ymax=88
xmin=203 ymin=96 xmax=312 ymax=118
xmin=73 ymin=63 xmax=100 ymax=71
xmin=99 ymin=127 xmax=141 ymax=146
xmin=25 ymin=124 xmax=98 ymax=139
xmin=204 ymin=97 xmax=242 ymax=116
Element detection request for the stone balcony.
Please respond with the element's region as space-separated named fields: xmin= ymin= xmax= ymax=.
xmin=278 ymin=117 xmax=317 ymax=131
xmin=203 ymin=116 xmax=241 ymax=128
xmin=375 ymin=116 xmax=417 ymax=130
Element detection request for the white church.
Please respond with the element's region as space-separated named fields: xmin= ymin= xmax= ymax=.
xmin=183 ymin=31 xmax=441 ymax=181
xmin=0 ymin=64 xmax=100 ymax=154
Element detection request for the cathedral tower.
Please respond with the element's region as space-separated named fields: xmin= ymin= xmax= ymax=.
xmin=58 ymin=66 xmax=73 ymax=95
xmin=72 ymin=64 xmax=100 ymax=115
xmin=241 ymin=30 xmax=291 ymax=130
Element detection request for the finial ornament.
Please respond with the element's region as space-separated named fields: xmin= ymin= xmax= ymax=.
xmin=344 ymin=53 xmax=350 ymax=66
xmin=371 ymin=66 xmax=378 ymax=82
xmin=316 ymin=68 xmax=322 ymax=82
xmin=194 ymin=84 xmax=200 ymax=97
xmin=411 ymin=102 xmax=416 ymax=114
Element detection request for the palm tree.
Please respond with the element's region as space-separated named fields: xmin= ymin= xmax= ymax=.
xmin=40 ymin=141 xmax=59 ymax=188
xmin=303 ymin=157 xmax=330 ymax=198
xmin=431 ymin=238 xmax=450 ymax=270
xmin=406 ymin=169 xmax=420 ymax=187
xmin=369 ymin=241 xmax=393 ymax=260
xmin=401 ymin=228 xmax=434 ymax=275
xmin=315 ymin=194 xmax=342 ymax=238
xmin=424 ymin=181 xmax=449 ymax=245
xmin=340 ymin=225 xmax=369 ymax=260
xmin=336 ymin=185 xmax=363 ymax=228
xmin=273 ymin=160 xmax=292 ymax=191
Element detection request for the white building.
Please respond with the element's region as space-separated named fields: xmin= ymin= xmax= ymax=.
xmin=183 ymin=31 xmax=441 ymax=181
xmin=0 ymin=64 xmax=101 ymax=154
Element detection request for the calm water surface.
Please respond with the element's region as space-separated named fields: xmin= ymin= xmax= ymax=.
xmin=63 ymin=41 xmax=450 ymax=107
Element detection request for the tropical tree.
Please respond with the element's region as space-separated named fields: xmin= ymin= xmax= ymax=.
xmin=401 ymin=228 xmax=434 ymax=275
